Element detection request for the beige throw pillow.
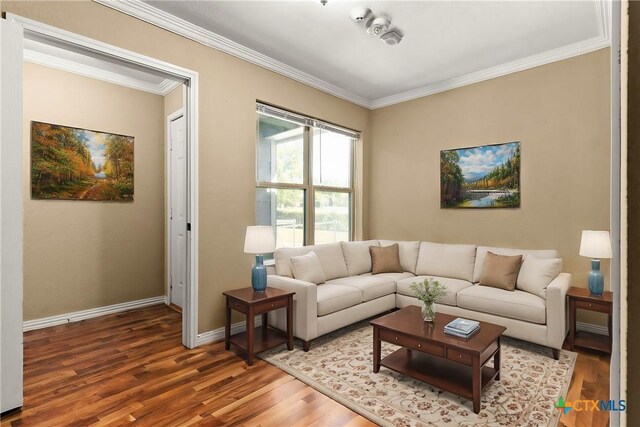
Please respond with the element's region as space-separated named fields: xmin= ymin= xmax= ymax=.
xmin=370 ymin=244 xmax=403 ymax=274
xmin=290 ymin=251 xmax=326 ymax=284
xmin=516 ymin=256 xmax=562 ymax=299
xmin=479 ymin=251 xmax=523 ymax=291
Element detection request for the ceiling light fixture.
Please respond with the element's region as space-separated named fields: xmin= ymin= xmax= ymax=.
xmin=381 ymin=30 xmax=403 ymax=45
xmin=350 ymin=7 xmax=403 ymax=45
xmin=349 ymin=7 xmax=371 ymax=22
xmin=366 ymin=17 xmax=390 ymax=37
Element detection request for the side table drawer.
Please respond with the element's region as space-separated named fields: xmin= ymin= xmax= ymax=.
xmin=446 ymin=348 xmax=473 ymax=366
xmin=575 ymin=299 xmax=610 ymax=314
xmin=228 ymin=299 xmax=247 ymax=314
xmin=379 ymin=329 xmax=444 ymax=357
xmin=254 ymin=297 xmax=289 ymax=315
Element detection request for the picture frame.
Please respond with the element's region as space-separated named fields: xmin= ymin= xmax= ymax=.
xmin=31 ymin=121 xmax=134 ymax=201
xmin=440 ymin=141 xmax=520 ymax=208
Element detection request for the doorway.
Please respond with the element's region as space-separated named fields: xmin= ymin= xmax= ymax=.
xmin=4 ymin=13 xmax=200 ymax=349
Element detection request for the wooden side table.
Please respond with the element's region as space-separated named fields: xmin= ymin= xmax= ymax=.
xmin=567 ymin=286 xmax=612 ymax=354
xmin=223 ymin=287 xmax=294 ymax=365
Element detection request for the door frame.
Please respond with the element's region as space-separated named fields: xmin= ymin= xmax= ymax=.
xmin=167 ymin=108 xmax=185 ymax=308
xmin=6 ymin=13 xmax=200 ymax=349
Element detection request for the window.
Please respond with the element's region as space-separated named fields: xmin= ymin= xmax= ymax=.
xmin=256 ymin=104 xmax=358 ymax=249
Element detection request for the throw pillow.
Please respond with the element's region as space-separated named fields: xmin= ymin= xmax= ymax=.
xmin=517 ymin=256 xmax=562 ymax=299
xmin=370 ymin=244 xmax=403 ymax=274
xmin=479 ymin=251 xmax=523 ymax=291
xmin=290 ymin=251 xmax=326 ymax=284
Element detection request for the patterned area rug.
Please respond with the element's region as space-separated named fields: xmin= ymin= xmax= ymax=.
xmin=260 ymin=322 xmax=576 ymax=427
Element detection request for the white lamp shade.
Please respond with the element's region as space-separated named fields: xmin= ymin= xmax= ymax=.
xmin=244 ymin=226 xmax=275 ymax=254
xmin=579 ymin=230 xmax=613 ymax=259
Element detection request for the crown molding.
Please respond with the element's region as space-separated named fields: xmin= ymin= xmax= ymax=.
xmin=23 ymin=48 xmax=180 ymax=95
xmin=94 ymin=0 xmax=611 ymax=110
xmin=370 ymin=35 xmax=610 ymax=109
xmin=93 ymin=0 xmax=372 ymax=108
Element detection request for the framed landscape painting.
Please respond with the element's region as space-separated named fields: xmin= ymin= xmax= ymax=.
xmin=440 ymin=141 xmax=520 ymax=208
xmin=31 ymin=121 xmax=134 ymax=201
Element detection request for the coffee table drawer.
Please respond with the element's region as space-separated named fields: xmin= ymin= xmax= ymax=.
xmin=379 ymin=329 xmax=444 ymax=357
xmin=446 ymin=348 xmax=473 ymax=366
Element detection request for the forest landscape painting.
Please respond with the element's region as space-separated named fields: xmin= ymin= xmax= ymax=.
xmin=440 ymin=141 xmax=520 ymax=208
xmin=31 ymin=121 xmax=134 ymax=201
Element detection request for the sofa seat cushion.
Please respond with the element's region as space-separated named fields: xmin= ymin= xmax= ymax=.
xmin=326 ymin=273 xmax=408 ymax=302
xmin=396 ymin=276 xmax=473 ymax=306
xmin=457 ymin=285 xmax=546 ymax=324
xmin=316 ymin=284 xmax=363 ymax=316
xmin=360 ymin=272 xmax=415 ymax=282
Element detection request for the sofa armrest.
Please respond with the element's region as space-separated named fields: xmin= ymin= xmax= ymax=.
xmin=545 ymin=272 xmax=572 ymax=349
xmin=267 ymin=275 xmax=318 ymax=341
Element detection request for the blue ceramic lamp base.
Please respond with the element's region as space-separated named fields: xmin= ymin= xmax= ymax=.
xmin=587 ymin=258 xmax=604 ymax=296
xmin=251 ymin=254 xmax=267 ymax=292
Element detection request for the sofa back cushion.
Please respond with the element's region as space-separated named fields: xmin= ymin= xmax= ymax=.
xmin=290 ymin=251 xmax=327 ymax=284
xmin=516 ymin=256 xmax=563 ymax=299
xmin=341 ymin=240 xmax=380 ymax=276
xmin=415 ymin=242 xmax=477 ymax=282
xmin=378 ymin=240 xmax=420 ymax=274
xmin=275 ymin=242 xmax=348 ymax=281
xmin=473 ymin=246 xmax=559 ymax=283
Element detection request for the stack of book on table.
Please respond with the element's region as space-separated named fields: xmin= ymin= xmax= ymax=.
xmin=444 ymin=318 xmax=480 ymax=339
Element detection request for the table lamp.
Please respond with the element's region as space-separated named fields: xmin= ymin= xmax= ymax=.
xmin=579 ymin=230 xmax=612 ymax=296
xmin=244 ymin=226 xmax=275 ymax=292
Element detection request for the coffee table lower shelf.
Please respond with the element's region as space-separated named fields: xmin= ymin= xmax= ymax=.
xmin=381 ymin=348 xmax=499 ymax=403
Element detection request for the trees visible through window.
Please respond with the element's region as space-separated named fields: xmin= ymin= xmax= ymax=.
xmin=256 ymin=104 xmax=357 ymax=249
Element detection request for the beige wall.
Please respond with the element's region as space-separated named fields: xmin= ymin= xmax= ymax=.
xmin=369 ymin=50 xmax=611 ymax=315
xmin=3 ymin=1 xmax=371 ymax=332
xmin=23 ymin=63 xmax=165 ymax=320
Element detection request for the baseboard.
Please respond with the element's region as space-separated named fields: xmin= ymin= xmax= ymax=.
xmin=23 ymin=296 xmax=166 ymax=332
xmin=196 ymin=316 xmax=263 ymax=346
xmin=576 ymin=321 xmax=609 ymax=336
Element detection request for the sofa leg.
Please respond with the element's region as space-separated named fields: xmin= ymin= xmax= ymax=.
xmin=552 ymin=348 xmax=560 ymax=360
xmin=302 ymin=340 xmax=311 ymax=352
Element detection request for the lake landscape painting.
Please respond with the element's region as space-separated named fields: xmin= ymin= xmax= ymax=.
xmin=441 ymin=141 xmax=520 ymax=208
xmin=31 ymin=121 xmax=134 ymax=201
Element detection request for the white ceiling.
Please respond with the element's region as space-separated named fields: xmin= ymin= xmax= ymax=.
xmin=140 ymin=0 xmax=608 ymax=104
xmin=103 ymin=0 xmax=610 ymax=108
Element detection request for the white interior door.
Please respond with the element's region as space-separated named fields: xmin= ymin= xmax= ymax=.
xmin=169 ymin=114 xmax=187 ymax=308
xmin=0 ymin=18 xmax=24 ymax=413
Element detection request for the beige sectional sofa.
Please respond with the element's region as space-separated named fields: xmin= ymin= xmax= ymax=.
xmin=267 ymin=240 xmax=571 ymax=358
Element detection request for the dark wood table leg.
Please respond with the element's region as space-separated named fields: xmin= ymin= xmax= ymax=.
xmin=495 ymin=337 xmax=501 ymax=381
xmin=286 ymin=295 xmax=293 ymax=351
xmin=373 ymin=327 xmax=381 ymax=373
xmin=262 ymin=313 xmax=268 ymax=331
xmin=569 ymin=298 xmax=576 ymax=351
xmin=247 ymin=306 xmax=255 ymax=366
xmin=472 ymin=355 xmax=481 ymax=414
xmin=224 ymin=298 xmax=231 ymax=350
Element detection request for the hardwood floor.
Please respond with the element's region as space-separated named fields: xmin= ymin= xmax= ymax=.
xmin=1 ymin=305 xmax=610 ymax=426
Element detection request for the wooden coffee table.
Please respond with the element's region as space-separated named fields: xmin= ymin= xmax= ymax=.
xmin=370 ymin=306 xmax=506 ymax=414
